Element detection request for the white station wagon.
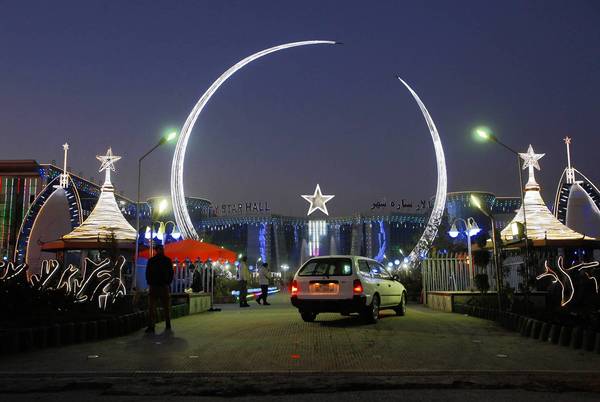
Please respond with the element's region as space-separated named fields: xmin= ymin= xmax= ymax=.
xmin=290 ymin=255 xmax=407 ymax=323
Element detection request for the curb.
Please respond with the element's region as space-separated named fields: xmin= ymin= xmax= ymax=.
xmin=452 ymin=303 xmax=600 ymax=356
xmin=0 ymin=306 xmax=190 ymax=356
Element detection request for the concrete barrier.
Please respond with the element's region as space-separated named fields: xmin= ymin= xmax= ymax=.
xmin=519 ymin=319 xmax=529 ymax=336
xmin=0 ymin=330 xmax=19 ymax=355
xmin=33 ymin=326 xmax=47 ymax=349
xmin=559 ymin=326 xmax=572 ymax=347
xmin=540 ymin=322 xmax=551 ymax=341
xmin=583 ymin=330 xmax=596 ymax=352
xmin=47 ymin=324 xmax=61 ymax=347
xmin=570 ymin=327 xmax=583 ymax=350
xmin=98 ymin=320 xmax=107 ymax=339
xmin=549 ymin=324 xmax=561 ymax=344
xmin=3 ymin=290 xmax=201 ymax=355
xmin=86 ymin=321 xmax=98 ymax=342
xmin=61 ymin=322 xmax=74 ymax=344
xmin=524 ymin=319 xmax=534 ymax=338
xmin=18 ymin=328 xmax=33 ymax=352
xmin=107 ymin=318 xmax=119 ymax=337
xmin=531 ymin=320 xmax=542 ymax=339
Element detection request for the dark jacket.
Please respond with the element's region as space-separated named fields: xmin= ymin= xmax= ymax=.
xmin=146 ymin=254 xmax=174 ymax=287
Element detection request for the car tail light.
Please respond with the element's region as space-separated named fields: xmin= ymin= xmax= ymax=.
xmin=353 ymin=279 xmax=363 ymax=295
xmin=291 ymin=280 xmax=298 ymax=296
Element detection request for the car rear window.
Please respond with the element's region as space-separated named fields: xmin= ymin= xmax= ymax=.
xmin=298 ymin=258 xmax=353 ymax=276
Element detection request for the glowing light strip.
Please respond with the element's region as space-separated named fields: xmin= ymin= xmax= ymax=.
xmin=1 ymin=178 xmax=7 ymax=254
xmin=574 ymin=168 xmax=600 ymax=208
xmin=552 ymin=168 xmax=567 ymax=218
xmin=0 ymin=261 xmax=27 ymax=280
xmin=171 ymin=40 xmax=337 ymax=240
xmin=6 ymin=178 xmax=14 ymax=259
xmin=576 ymin=260 xmax=600 ymax=294
xmin=396 ymin=77 xmax=447 ymax=266
xmin=13 ymin=256 xmax=128 ymax=310
xmin=584 ymin=273 xmax=599 ymax=293
xmin=13 ymin=174 xmax=84 ymax=262
xmin=231 ymin=286 xmax=280 ymax=298
xmin=536 ymin=256 xmax=599 ymax=307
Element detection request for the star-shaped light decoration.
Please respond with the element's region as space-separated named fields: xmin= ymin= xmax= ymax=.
xmin=519 ymin=144 xmax=545 ymax=189
xmin=519 ymin=144 xmax=545 ymax=171
xmin=302 ymin=184 xmax=335 ymax=216
xmin=97 ymin=147 xmax=121 ymax=172
xmin=96 ymin=147 xmax=121 ymax=188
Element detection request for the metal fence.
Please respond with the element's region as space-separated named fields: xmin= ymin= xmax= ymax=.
xmin=422 ymin=251 xmax=525 ymax=293
xmin=170 ymin=259 xmax=214 ymax=294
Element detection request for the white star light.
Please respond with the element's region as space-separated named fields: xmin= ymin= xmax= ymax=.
xmin=519 ymin=144 xmax=545 ymax=171
xmin=302 ymin=184 xmax=335 ymax=216
xmin=519 ymin=144 xmax=545 ymax=188
xmin=96 ymin=148 xmax=122 ymax=172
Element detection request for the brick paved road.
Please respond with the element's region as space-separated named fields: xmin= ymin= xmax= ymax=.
xmin=2 ymin=293 xmax=600 ymax=373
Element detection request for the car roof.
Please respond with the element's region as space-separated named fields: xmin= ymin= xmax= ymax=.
xmin=306 ymin=255 xmax=379 ymax=262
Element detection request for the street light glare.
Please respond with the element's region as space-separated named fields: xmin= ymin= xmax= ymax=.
xmin=166 ymin=131 xmax=178 ymax=142
xmin=470 ymin=194 xmax=483 ymax=210
xmin=158 ymin=198 xmax=169 ymax=214
xmin=474 ymin=126 xmax=492 ymax=141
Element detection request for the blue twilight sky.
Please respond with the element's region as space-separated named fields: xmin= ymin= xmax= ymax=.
xmin=1 ymin=0 xmax=599 ymax=216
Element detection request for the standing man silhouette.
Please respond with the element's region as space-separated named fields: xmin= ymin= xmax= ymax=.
xmin=238 ymin=256 xmax=250 ymax=308
xmin=145 ymin=244 xmax=174 ymax=333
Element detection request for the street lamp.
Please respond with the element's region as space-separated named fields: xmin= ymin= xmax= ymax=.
xmin=280 ymin=264 xmax=290 ymax=285
xmin=471 ymin=195 xmax=503 ymax=311
xmin=133 ymin=130 xmax=178 ymax=291
xmin=473 ymin=126 xmax=531 ymax=297
xmin=448 ymin=217 xmax=481 ymax=288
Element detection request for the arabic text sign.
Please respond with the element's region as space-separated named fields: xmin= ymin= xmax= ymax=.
xmin=370 ymin=199 xmax=433 ymax=213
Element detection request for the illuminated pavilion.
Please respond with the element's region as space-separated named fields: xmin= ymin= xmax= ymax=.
xmin=500 ymin=145 xmax=597 ymax=247
xmin=42 ymin=148 xmax=136 ymax=253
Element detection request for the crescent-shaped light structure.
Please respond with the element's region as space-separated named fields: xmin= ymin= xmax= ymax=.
xmin=171 ymin=40 xmax=337 ymax=239
xmin=397 ymin=77 xmax=447 ymax=266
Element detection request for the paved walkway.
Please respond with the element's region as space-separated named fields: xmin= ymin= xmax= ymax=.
xmin=2 ymin=293 xmax=600 ymax=373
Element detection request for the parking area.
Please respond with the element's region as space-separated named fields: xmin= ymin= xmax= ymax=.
xmin=2 ymin=292 xmax=599 ymax=373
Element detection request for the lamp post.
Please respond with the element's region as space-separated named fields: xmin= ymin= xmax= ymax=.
xmin=133 ymin=131 xmax=178 ymax=291
xmin=448 ymin=217 xmax=481 ymax=289
xmin=474 ymin=127 xmax=531 ymax=300
xmin=471 ymin=195 xmax=503 ymax=311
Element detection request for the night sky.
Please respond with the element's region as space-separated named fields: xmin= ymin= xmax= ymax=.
xmin=1 ymin=1 xmax=599 ymax=216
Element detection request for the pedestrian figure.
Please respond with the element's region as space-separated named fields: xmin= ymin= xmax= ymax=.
xmin=191 ymin=258 xmax=202 ymax=293
xmin=238 ymin=256 xmax=250 ymax=307
xmin=145 ymin=244 xmax=174 ymax=333
xmin=256 ymin=262 xmax=271 ymax=305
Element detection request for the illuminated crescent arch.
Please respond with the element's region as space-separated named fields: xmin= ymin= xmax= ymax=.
xmin=171 ymin=40 xmax=338 ymax=240
xmin=397 ymin=77 xmax=447 ymax=266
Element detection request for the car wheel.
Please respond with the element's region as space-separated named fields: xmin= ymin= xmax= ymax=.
xmin=300 ymin=311 xmax=317 ymax=322
xmin=362 ymin=294 xmax=380 ymax=323
xmin=395 ymin=292 xmax=407 ymax=316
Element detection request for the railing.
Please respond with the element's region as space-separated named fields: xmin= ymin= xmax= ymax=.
xmin=422 ymin=251 xmax=497 ymax=292
xmin=170 ymin=259 xmax=213 ymax=294
xmin=422 ymin=251 xmax=525 ymax=293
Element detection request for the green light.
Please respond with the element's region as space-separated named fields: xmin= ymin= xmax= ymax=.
xmin=166 ymin=131 xmax=178 ymax=142
xmin=470 ymin=194 xmax=483 ymax=209
xmin=473 ymin=126 xmax=492 ymax=141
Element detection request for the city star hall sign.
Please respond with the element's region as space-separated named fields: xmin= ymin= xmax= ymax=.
xmin=211 ymin=201 xmax=271 ymax=216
